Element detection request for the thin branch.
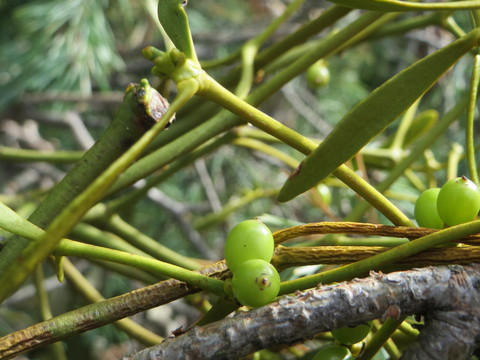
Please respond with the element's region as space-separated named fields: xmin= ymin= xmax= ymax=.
xmin=272 ymin=245 xmax=480 ymax=270
xmin=63 ymin=111 xmax=95 ymax=150
xmin=281 ymin=82 xmax=333 ymax=135
xmin=22 ymin=91 xmax=124 ymax=105
xmin=122 ymin=265 xmax=480 ymax=360
xmin=194 ymin=158 xmax=223 ymax=213
xmin=272 ymin=221 xmax=480 ymax=245
xmin=145 ymin=187 xmax=214 ymax=260
xmin=0 ymin=261 xmax=230 ymax=360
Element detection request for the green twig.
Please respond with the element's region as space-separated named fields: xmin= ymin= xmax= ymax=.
xmin=447 ymin=143 xmax=464 ymax=180
xmin=390 ymin=100 xmax=420 ymax=151
xmin=71 ymin=221 xmax=154 ymax=258
xmin=103 ymin=214 xmax=202 ymax=270
xmin=366 ymin=12 xmax=445 ymax=40
xmin=193 ymin=188 xmax=279 ymax=230
xmin=235 ymin=0 xmax=305 ymax=97
xmin=358 ymin=318 xmax=405 ymax=360
xmin=104 ymin=132 xmax=236 ymax=214
xmin=0 ymin=81 xmax=164 ymax=278
xmin=0 ymin=80 xmax=195 ymax=303
xmin=232 ymin=137 xmax=300 ymax=169
xmin=34 ymin=265 xmax=68 ymax=360
xmin=467 ymin=54 xmax=480 ymax=186
xmin=0 ymin=147 xmax=83 ymax=163
xmin=62 ymin=258 xmax=164 ymax=345
xmin=54 ymin=241 xmax=223 ymax=295
xmin=198 ymin=69 xmax=414 ymax=227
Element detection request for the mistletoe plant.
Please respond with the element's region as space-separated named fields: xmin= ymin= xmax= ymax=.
xmin=3 ymin=0 xmax=480 ymax=359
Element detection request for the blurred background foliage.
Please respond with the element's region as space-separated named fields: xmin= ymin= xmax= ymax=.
xmin=0 ymin=0 xmax=477 ymax=358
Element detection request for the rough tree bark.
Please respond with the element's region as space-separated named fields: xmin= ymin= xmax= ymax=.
xmin=122 ymin=264 xmax=480 ymax=360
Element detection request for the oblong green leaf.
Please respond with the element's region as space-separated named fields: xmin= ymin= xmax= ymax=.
xmin=277 ymin=29 xmax=480 ymax=203
xmin=329 ymin=0 xmax=480 ymax=11
xmin=157 ymin=0 xmax=198 ymax=62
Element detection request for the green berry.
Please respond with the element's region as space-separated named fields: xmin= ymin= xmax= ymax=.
xmin=224 ymin=220 xmax=274 ymax=273
xmin=306 ymin=60 xmax=330 ymax=89
xmin=312 ymin=345 xmax=353 ymax=360
xmin=231 ymin=259 xmax=280 ymax=308
xmin=331 ymin=322 xmax=372 ymax=345
xmin=414 ymin=188 xmax=443 ymax=229
xmin=436 ymin=176 xmax=480 ymax=226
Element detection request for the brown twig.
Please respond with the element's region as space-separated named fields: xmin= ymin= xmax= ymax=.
xmin=273 ymin=221 xmax=480 ymax=244
xmin=272 ymin=245 xmax=480 ymax=271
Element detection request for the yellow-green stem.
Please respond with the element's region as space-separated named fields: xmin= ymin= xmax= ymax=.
xmin=198 ymin=73 xmax=413 ymax=226
xmin=34 ymin=265 xmax=68 ymax=360
xmin=467 ymin=54 xmax=480 ymax=186
xmin=55 ymin=240 xmax=224 ymax=295
xmin=62 ymin=258 xmax=163 ymax=345
xmin=0 ymin=80 xmax=197 ymax=303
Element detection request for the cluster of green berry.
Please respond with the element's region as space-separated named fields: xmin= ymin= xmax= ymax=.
xmin=224 ymin=220 xmax=280 ymax=308
xmin=414 ymin=176 xmax=480 ymax=228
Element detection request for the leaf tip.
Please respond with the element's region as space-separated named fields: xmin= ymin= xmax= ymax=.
xmin=277 ymin=163 xmax=303 ymax=203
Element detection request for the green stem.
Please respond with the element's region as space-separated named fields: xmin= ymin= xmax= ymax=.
xmin=105 ymin=132 xmax=236 ymax=214
xmin=0 ymin=81 xmax=162 ymax=278
xmin=106 ymin=107 xmax=238 ymax=195
xmin=337 ymin=166 xmax=414 ymax=226
xmin=200 ymin=73 xmax=414 ymax=226
xmin=215 ymin=5 xmax=351 ymax=90
xmin=254 ymin=6 xmax=351 ymax=70
xmin=0 ymin=189 xmax=159 ymax=284
xmin=331 ymin=0 xmax=480 ymax=11
xmin=357 ymin=318 xmax=405 ymax=360
xmin=0 ymin=147 xmax=83 ymax=163
xmin=193 ymin=188 xmax=279 ymax=230
xmin=232 ymin=137 xmax=300 ymax=169
xmin=199 ymin=74 xmax=317 ymax=153
xmin=236 ymin=0 xmax=305 ymax=97
xmin=34 ymin=265 xmax=68 ymax=360
xmin=103 ymin=214 xmax=202 ymax=270
xmin=443 ymin=15 xmax=467 ymax=38
xmin=279 ymin=219 xmax=480 ymax=294
xmin=236 ymin=43 xmax=257 ymax=98
xmin=89 ymin=258 xmax=161 ymax=284
xmin=390 ymin=100 xmax=420 ymax=150
xmin=447 ymin=142 xmax=464 ymax=180
xmin=467 ymin=54 xmax=480 ymax=186
xmin=62 ymin=258 xmax=164 ymax=345
xmin=71 ymin=221 xmax=154 ymax=258
xmin=249 ymin=11 xmax=387 ymax=106
xmin=366 ymin=12 xmax=444 ymax=39
xmin=119 ymin=11 xmax=386 ymax=197
xmin=0 ymin=80 xmax=196 ymax=303
xmin=70 ymin=223 xmax=166 ymax=283
xmin=54 ymin=240 xmax=224 ymax=295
